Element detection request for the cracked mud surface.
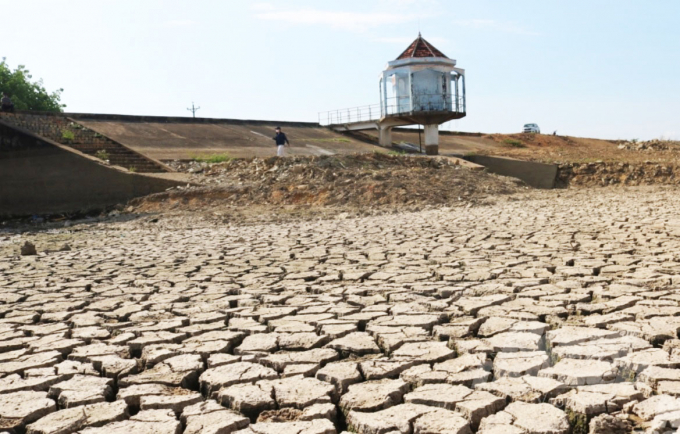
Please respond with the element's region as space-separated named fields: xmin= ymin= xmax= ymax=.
xmin=3 ymin=186 xmax=680 ymax=433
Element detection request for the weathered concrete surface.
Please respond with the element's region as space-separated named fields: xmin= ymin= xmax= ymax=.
xmin=2 ymin=187 xmax=680 ymax=433
xmin=0 ymin=122 xmax=180 ymax=217
xmin=73 ymin=114 xmax=384 ymax=160
xmin=466 ymin=155 xmax=558 ymax=189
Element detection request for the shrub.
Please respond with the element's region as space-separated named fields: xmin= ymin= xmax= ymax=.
xmin=192 ymin=154 xmax=231 ymax=164
xmin=94 ymin=150 xmax=110 ymax=161
xmin=61 ymin=129 xmax=75 ymax=142
xmin=503 ymin=138 xmax=526 ymax=148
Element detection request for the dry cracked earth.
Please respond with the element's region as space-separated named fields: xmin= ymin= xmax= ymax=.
xmin=3 ymin=187 xmax=680 ymax=434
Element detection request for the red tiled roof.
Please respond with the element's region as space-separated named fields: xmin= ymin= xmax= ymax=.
xmin=396 ymin=34 xmax=448 ymax=60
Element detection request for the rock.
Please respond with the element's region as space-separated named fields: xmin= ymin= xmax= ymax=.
xmin=588 ymin=414 xmax=632 ymax=434
xmin=21 ymin=241 xmax=37 ymax=256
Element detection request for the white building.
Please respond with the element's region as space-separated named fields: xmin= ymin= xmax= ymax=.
xmin=378 ymin=34 xmax=466 ymax=155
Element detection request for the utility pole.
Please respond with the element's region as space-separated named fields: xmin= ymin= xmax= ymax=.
xmin=187 ymin=102 xmax=200 ymax=118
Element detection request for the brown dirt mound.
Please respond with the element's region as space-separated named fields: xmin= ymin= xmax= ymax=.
xmin=130 ymin=153 xmax=525 ymax=214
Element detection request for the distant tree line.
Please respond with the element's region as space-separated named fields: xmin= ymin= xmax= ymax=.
xmin=0 ymin=58 xmax=64 ymax=112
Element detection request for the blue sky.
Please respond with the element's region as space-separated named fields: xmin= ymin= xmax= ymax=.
xmin=2 ymin=0 xmax=679 ymax=139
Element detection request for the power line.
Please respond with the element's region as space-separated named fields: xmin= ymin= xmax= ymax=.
xmin=187 ymin=102 xmax=201 ymax=118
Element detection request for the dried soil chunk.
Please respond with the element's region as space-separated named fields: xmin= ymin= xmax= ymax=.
xmin=412 ymin=408 xmax=473 ymax=434
xmin=546 ymin=327 xmax=621 ymax=348
xmin=25 ymin=400 xmax=128 ymax=434
xmin=234 ymin=419 xmax=336 ymax=434
xmin=550 ymin=383 xmax=644 ymax=417
xmin=270 ymin=377 xmax=337 ymax=409
xmin=181 ymin=400 xmax=249 ymax=434
xmin=339 ymin=379 xmax=408 ymax=413
xmin=359 ymin=358 xmax=415 ymax=381
xmin=76 ymin=409 xmax=181 ymax=434
xmin=493 ymin=351 xmax=550 ymax=378
xmin=485 ymin=332 xmax=544 ymax=353
xmin=404 ymin=383 xmax=505 ymax=428
xmin=199 ymin=362 xmax=278 ymax=398
xmin=325 ymin=332 xmax=380 ymax=357
xmin=315 ymin=361 xmax=362 ymax=394
xmin=218 ymin=383 xmax=276 ymax=419
xmin=48 ymin=375 xmax=114 ymax=408
xmin=391 ymin=341 xmax=455 ymax=364
xmin=260 ymin=348 xmax=339 ymax=372
xmin=0 ymin=391 xmax=56 ymax=433
xmin=475 ymin=376 xmax=568 ymax=404
xmin=345 ymin=403 xmax=436 ymax=434
xmin=478 ymin=402 xmax=570 ymax=434
xmin=538 ymin=359 xmax=617 ymax=386
xmin=119 ymin=354 xmax=203 ymax=389
xmin=116 ymin=383 xmax=175 ymax=409
xmin=139 ymin=389 xmax=203 ymax=415
xmin=631 ymin=394 xmax=680 ymax=421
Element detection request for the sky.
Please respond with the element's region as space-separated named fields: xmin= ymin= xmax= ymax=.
xmin=2 ymin=0 xmax=679 ymax=140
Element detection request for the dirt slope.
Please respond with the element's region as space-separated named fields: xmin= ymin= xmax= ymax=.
xmin=130 ymin=153 xmax=526 ymax=220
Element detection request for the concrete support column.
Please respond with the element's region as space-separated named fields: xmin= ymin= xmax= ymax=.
xmin=424 ymin=124 xmax=439 ymax=155
xmin=379 ymin=126 xmax=393 ymax=147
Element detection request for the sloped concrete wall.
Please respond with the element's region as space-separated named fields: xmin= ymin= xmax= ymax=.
xmin=466 ymin=155 xmax=558 ymax=189
xmin=0 ymin=123 xmax=180 ymax=217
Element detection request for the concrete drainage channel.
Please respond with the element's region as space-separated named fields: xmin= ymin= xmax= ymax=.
xmin=462 ymin=155 xmax=559 ymax=189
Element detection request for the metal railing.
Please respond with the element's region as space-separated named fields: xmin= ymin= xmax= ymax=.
xmin=318 ymin=104 xmax=381 ymax=126
xmin=319 ymin=94 xmax=465 ymax=126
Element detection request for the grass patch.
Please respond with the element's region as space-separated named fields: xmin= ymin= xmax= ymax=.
xmin=192 ymin=154 xmax=232 ymax=164
xmin=388 ymin=150 xmax=407 ymax=156
xmin=94 ymin=150 xmax=110 ymax=161
xmin=128 ymin=166 xmax=137 ymax=173
xmin=567 ymin=409 xmax=589 ymax=434
xmin=61 ymin=130 xmax=75 ymax=142
xmin=503 ymin=138 xmax=526 ymax=148
xmin=306 ymin=138 xmax=352 ymax=143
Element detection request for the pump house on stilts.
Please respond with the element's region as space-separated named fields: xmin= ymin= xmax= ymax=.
xmin=320 ymin=34 xmax=466 ymax=155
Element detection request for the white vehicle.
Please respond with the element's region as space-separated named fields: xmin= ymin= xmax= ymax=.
xmin=523 ymin=123 xmax=540 ymax=134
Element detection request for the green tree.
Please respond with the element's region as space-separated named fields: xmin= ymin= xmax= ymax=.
xmin=0 ymin=58 xmax=65 ymax=112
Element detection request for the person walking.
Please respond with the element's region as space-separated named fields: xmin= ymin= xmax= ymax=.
xmin=273 ymin=127 xmax=290 ymax=157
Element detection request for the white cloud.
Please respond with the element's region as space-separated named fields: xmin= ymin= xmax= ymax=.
xmin=252 ymin=4 xmax=416 ymax=32
xmin=455 ymin=19 xmax=538 ymax=36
